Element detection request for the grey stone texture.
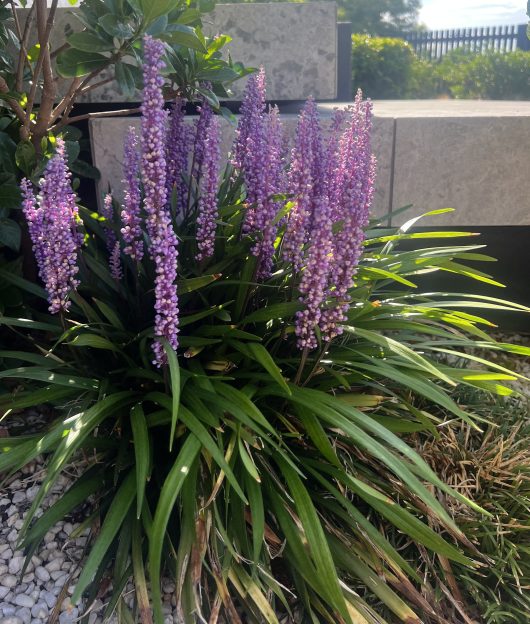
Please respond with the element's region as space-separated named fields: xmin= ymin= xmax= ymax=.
xmin=17 ymin=2 xmax=337 ymax=102
xmin=205 ymin=2 xmax=337 ymax=100
xmin=391 ymin=115 xmax=530 ymax=226
xmin=91 ymin=100 xmax=530 ymax=227
xmin=326 ymin=100 xmax=530 ymax=225
xmin=89 ymin=109 xmax=394 ymax=221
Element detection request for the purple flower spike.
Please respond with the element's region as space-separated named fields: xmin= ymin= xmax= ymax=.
xmin=141 ymin=35 xmax=179 ymax=366
xmin=295 ymin=194 xmax=333 ymax=350
xmin=251 ymin=105 xmax=284 ymax=278
xmin=325 ymin=108 xmax=349 ymax=222
xmin=230 ymin=70 xmax=285 ymax=276
xmin=121 ymin=126 xmax=144 ymax=262
xmin=196 ymin=115 xmax=221 ymax=261
xmin=282 ymin=98 xmax=324 ymax=272
xmin=110 ymin=241 xmax=122 ymax=281
xmin=320 ymin=92 xmax=376 ymax=340
xmin=102 ymin=193 xmax=122 ymax=279
xmin=232 ymin=67 xmax=266 ymax=172
xmin=21 ymin=138 xmax=80 ymax=314
xmin=166 ymin=98 xmax=191 ymax=214
xmin=21 ymin=178 xmax=43 ymax=270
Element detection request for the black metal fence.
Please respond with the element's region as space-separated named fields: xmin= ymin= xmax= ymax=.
xmin=404 ymin=24 xmax=530 ymax=60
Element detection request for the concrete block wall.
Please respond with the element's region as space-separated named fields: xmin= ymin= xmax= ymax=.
xmin=369 ymin=100 xmax=530 ymax=227
xmin=18 ymin=2 xmax=337 ymax=102
xmin=89 ymin=112 xmax=394 ymax=222
xmin=90 ymin=100 xmax=530 ymax=227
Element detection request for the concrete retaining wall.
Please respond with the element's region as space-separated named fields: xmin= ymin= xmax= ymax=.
xmin=90 ymin=100 xmax=530 ymax=226
xmin=19 ymin=2 xmax=337 ymax=102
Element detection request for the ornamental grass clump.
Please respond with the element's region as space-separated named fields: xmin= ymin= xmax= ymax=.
xmin=1 ymin=35 xmax=530 ymax=624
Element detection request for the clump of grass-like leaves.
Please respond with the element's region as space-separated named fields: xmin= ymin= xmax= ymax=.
xmin=2 ymin=206 xmax=529 ymax=623
xmin=1 ymin=37 xmax=530 ymax=624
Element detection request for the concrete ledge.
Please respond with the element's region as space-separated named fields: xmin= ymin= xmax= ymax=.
xmin=89 ymin=100 xmax=530 ymax=227
xmin=89 ymin=111 xmax=393 ymax=220
xmin=392 ymin=116 xmax=530 ymax=226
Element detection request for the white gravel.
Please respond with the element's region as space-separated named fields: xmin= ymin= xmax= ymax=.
xmin=0 ymin=425 xmax=182 ymax=624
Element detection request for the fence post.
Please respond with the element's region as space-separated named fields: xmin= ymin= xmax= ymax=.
xmin=337 ymin=22 xmax=353 ymax=101
xmin=517 ymin=24 xmax=530 ymax=51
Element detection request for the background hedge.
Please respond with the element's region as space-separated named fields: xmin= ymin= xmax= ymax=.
xmin=351 ymin=34 xmax=530 ymax=100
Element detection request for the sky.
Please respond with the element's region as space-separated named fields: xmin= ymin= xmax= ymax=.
xmin=420 ymin=0 xmax=528 ymax=29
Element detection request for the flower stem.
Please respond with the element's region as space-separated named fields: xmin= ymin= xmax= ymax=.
xmin=302 ymin=340 xmax=331 ymax=387
xmin=294 ymin=347 xmax=309 ymax=385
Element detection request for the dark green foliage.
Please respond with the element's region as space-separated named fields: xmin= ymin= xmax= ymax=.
xmin=351 ymin=34 xmax=436 ymax=99
xmin=1 ymin=191 xmax=529 ymax=622
xmin=351 ymin=36 xmax=530 ymax=100
xmin=438 ymin=49 xmax=530 ymax=100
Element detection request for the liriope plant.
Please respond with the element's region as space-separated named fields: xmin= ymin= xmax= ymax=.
xmin=1 ymin=35 xmax=529 ymax=624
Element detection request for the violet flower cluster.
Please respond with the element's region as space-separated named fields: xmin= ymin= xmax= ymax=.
xmin=166 ymin=98 xmax=192 ymax=215
xmin=20 ymin=51 xmax=375 ymax=367
xmin=141 ymin=35 xmax=180 ymax=366
xmin=21 ymin=138 xmax=80 ymax=314
xmin=283 ymin=93 xmax=376 ymax=349
xmin=282 ymin=98 xmax=325 ymax=274
xmin=101 ymin=193 xmax=122 ymax=280
xmin=232 ymin=68 xmax=266 ymax=173
xmin=251 ymin=105 xmax=284 ymax=277
xmin=121 ymin=126 xmax=144 ymax=262
xmin=196 ymin=115 xmax=221 ymax=261
xmin=319 ymin=92 xmax=376 ymax=342
xmin=231 ymin=76 xmax=376 ymax=348
xmin=284 ymin=99 xmax=332 ymax=349
xmin=232 ymin=69 xmax=285 ymax=276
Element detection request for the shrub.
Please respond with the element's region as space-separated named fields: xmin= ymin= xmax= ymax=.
xmin=1 ymin=39 xmax=530 ymax=623
xmin=351 ymin=34 xmax=437 ymax=99
xmin=351 ymin=34 xmax=530 ymax=100
xmin=438 ymin=49 xmax=530 ymax=100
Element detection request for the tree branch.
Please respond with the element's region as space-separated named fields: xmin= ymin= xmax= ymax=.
xmin=55 ymin=50 xmax=125 ymax=125
xmin=11 ymin=1 xmax=36 ymax=93
xmin=50 ymin=77 xmax=82 ymax=124
xmin=50 ymin=42 xmax=69 ymax=60
xmin=54 ymin=107 xmax=141 ymax=128
xmin=80 ymin=76 xmax=114 ymax=95
xmin=0 ymin=75 xmax=27 ymax=127
xmin=25 ymin=0 xmax=59 ymax=144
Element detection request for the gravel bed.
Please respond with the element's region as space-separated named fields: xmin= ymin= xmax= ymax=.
xmin=0 ymin=416 xmax=178 ymax=624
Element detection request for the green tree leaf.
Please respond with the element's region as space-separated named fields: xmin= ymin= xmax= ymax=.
xmin=71 ymin=470 xmax=136 ymax=603
xmin=149 ymin=435 xmax=201 ymax=624
xmin=67 ymin=31 xmax=115 ymax=53
xmin=0 ymin=219 xmax=21 ymax=251
xmin=162 ymin=340 xmax=181 ymax=452
xmin=15 ymin=140 xmax=36 ymax=177
xmin=139 ymin=0 xmax=175 ymax=23
xmin=130 ymin=404 xmax=150 ymax=519
xmin=56 ymin=49 xmax=109 ymax=78
xmin=98 ymin=14 xmax=135 ymax=38
xmin=162 ymin=24 xmax=207 ymax=53
xmin=115 ymin=62 xmax=137 ymax=98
